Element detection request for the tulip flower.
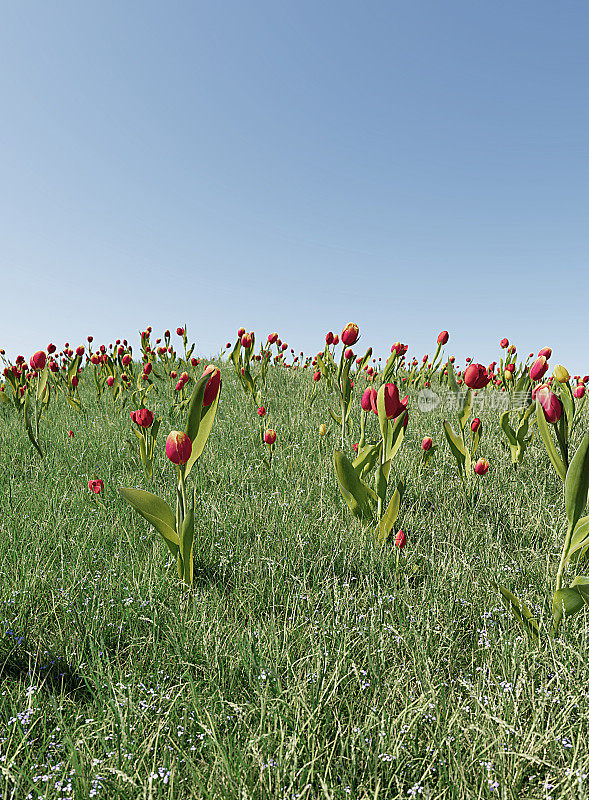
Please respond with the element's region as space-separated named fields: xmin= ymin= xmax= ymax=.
xmin=437 ymin=331 xmax=449 ymax=345
xmin=394 ymin=530 xmax=406 ymax=549
xmin=264 ymin=429 xmax=277 ymax=445
xmin=176 ymin=327 xmax=184 ymax=336
xmin=538 ymin=346 xmax=552 ymax=359
xmin=471 ymin=418 xmax=481 ymax=433
xmin=463 ymin=363 xmax=490 ymax=390
xmin=474 ymin=458 xmax=489 ymax=476
xmin=257 ymin=406 xmax=266 ymax=417
xmin=536 ymin=384 xmax=563 ymax=423
xmin=165 ymin=431 xmax=192 ymax=465
xmin=268 ymin=332 xmax=278 ymax=344
xmin=30 ymin=351 xmax=46 ymax=371
xmin=201 ymin=365 xmax=221 ymax=406
xmin=47 ymin=343 xmax=56 ymax=354
xmin=325 ymin=331 xmax=334 ymax=345
xmin=241 ymin=333 xmax=252 ymax=348
xmin=553 ymin=364 xmax=570 ymax=383
xmin=344 ymin=348 xmax=353 ymax=360
xmin=71 ymin=375 xmax=79 ymax=388
xmin=122 ymin=354 xmax=131 ymax=366
xmin=574 ymin=384 xmax=586 ymax=399
xmin=530 ymin=356 xmax=549 ymax=382
xmin=88 ymin=478 xmax=104 ymax=494
xmin=313 ymin=370 xmax=321 ymax=382
xmin=422 ymin=436 xmax=433 ymax=451
xmin=361 ymin=388 xmax=375 ymax=411
xmin=319 ymin=424 xmax=327 ymax=437
xmin=132 ymin=408 xmax=154 ymax=428
xmin=500 ymin=338 xmax=509 ymax=348
xmin=106 ymin=376 xmax=114 ymax=387
xmin=341 ymin=323 xmax=359 ymax=346
xmin=68 ymin=430 xmax=74 ymax=438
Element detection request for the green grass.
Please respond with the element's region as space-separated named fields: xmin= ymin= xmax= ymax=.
xmin=1 ymin=362 xmax=589 ymax=799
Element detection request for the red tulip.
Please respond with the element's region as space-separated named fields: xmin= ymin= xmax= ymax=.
xmin=268 ymin=332 xmax=278 ymax=344
xmin=68 ymin=430 xmax=74 ymax=438
xmin=500 ymin=338 xmax=509 ymax=349
xmin=538 ymin=346 xmax=552 ymax=359
xmin=47 ymin=343 xmax=56 ymax=354
xmin=165 ymin=431 xmax=192 ymax=465
xmin=474 ymin=458 xmax=489 ymax=476
xmin=30 ymin=351 xmax=46 ymax=371
xmin=574 ymin=384 xmax=586 ymax=399
xmin=257 ymin=406 xmax=266 ymax=417
xmin=536 ymin=384 xmax=563 ymax=423
xmin=361 ymin=388 xmax=375 ymax=411
xmin=202 ymin=365 xmax=221 ymax=406
xmin=177 ymin=327 xmax=184 ymax=336
xmin=264 ymin=429 xmax=277 ymax=445
xmin=344 ymin=348 xmax=353 ymax=360
xmin=422 ymin=436 xmax=433 ymax=451
xmin=437 ymin=331 xmax=449 ymax=345
xmin=325 ymin=332 xmax=334 ymax=345
xmin=394 ymin=530 xmax=406 ymax=549
xmin=133 ymin=408 xmax=154 ymax=428
xmin=88 ymin=478 xmax=104 ymax=494
xmin=313 ymin=370 xmax=321 ymax=382
xmin=471 ymin=418 xmax=481 ymax=433
xmin=71 ymin=375 xmax=79 ymax=388
xmin=241 ymin=333 xmax=252 ymax=348
xmin=341 ymin=323 xmax=359 ymax=346
xmin=463 ymin=364 xmax=490 ymax=390
xmin=122 ymin=354 xmax=131 ymax=366
xmin=237 ymin=327 xmax=246 ymax=337
xmin=530 ymin=356 xmax=549 ymax=382
xmin=106 ymin=376 xmax=114 ymax=387
xmin=381 ymin=383 xmax=406 ymax=419
xmin=505 ymin=363 xmax=515 ymax=374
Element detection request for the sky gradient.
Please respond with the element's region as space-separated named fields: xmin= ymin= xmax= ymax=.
xmin=1 ymin=1 xmax=587 ymax=371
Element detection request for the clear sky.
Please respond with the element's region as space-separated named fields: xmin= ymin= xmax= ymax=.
xmin=1 ymin=1 xmax=587 ymax=371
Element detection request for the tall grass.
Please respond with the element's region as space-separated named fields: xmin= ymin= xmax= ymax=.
xmin=0 ymin=363 xmax=588 ymax=799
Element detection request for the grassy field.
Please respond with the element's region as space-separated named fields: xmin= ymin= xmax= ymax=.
xmin=1 ymin=361 xmax=588 ymax=799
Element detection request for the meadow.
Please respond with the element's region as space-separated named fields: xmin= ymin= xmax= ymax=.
xmin=1 ymin=329 xmax=589 ymax=800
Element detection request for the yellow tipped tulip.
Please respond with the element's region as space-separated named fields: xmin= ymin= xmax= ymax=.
xmin=504 ymin=369 xmax=512 ymax=381
xmin=318 ymin=424 xmax=327 ymax=437
xmin=553 ymin=364 xmax=570 ymax=383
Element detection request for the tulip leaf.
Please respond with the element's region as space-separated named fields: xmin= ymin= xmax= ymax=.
xmin=353 ymin=442 xmax=381 ymax=477
xmin=458 ymin=389 xmax=473 ymax=432
xmin=560 ymin=384 xmax=575 ymax=428
xmin=119 ymin=487 xmax=179 ymax=557
xmin=500 ymin=412 xmax=517 ymax=447
xmin=374 ymin=458 xmax=392 ymax=502
xmin=551 ymin=582 xmax=589 ymax=635
xmin=334 ymin=450 xmax=375 ymax=520
xmin=36 ymin=364 xmax=48 ymax=400
xmin=443 ymin=420 xmax=465 ymax=473
xmin=181 ymin=507 xmax=195 ymax=585
xmin=185 ymin=385 xmax=222 ymax=477
xmin=493 ymin=582 xmax=539 ymax=641
xmin=386 ymin=412 xmax=407 ymax=461
xmin=564 ymin=515 xmax=589 ymax=566
xmin=565 ymin=432 xmax=589 ymax=531
xmin=329 ymin=408 xmax=342 ymax=425
xmin=535 ymin=398 xmax=567 ymax=483
xmin=375 ymin=480 xmax=404 ymax=544
xmin=446 ymin=361 xmax=459 ymax=393
xmin=185 ymin=374 xmax=208 ymax=444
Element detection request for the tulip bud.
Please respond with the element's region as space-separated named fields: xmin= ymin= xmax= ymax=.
xmin=165 ymin=431 xmax=192 ymax=465
xmin=319 ymin=423 xmax=327 ymax=437
xmin=133 ymin=408 xmax=154 ymax=428
xmin=237 ymin=327 xmax=246 ymax=337
xmin=176 ymin=327 xmax=184 ymax=336
xmin=500 ymin=338 xmax=509 ymax=349
xmin=536 ymin=384 xmax=563 ymax=423
xmin=437 ymin=331 xmax=449 ymax=345
xmin=394 ymin=530 xmax=406 ymax=549
xmin=241 ymin=333 xmax=252 ymax=348
xmin=325 ymin=332 xmax=334 ymax=345
xmin=361 ymin=388 xmax=373 ymax=411
xmin=341 ymin=323 xmax=359 ymax=346
xmin=122 ymin=354 xmax=131 ymax=366
xmin=257 ymin=406 xmax=266 ymax=417
xmin=71 ymin=375 xmax=78 ymax=388
xmin=201 ymin=365 xmax=221 ymax=406
xmin=68 ymin=430 xmax=74 ymax=438
xmin=88 ymin=478 xmax=104 ymax=494
xmin=30 ymin=351 xmax=46 ymax=371
xmin=538 ymin=346 xmax=552 ymax=359
xmin=47 ymin=343 xmax=56 ymax=354
xmin=106 ymin=376 xmax=114 ymax=387
xmin=471 ymin=417 xmax=481 ymax=433
xmin=529 ymin=356 xmax=548 ymax=382
xmin=474 ymin=458 xmax=489 ymax=476
xmin=264 ymin=429 xmax=277 ymax=445
xmin=422 ymin=436 xmax=433 ymax=451
xmin=553 ymin=364 xmax=570 ymax=383
xmin=344 ymin=348 xmax=353 ymax=360
xmin=313 ymin=370 xmax=321 ymax=382
xmin=574 ymin=384 xmax=586 ymax=399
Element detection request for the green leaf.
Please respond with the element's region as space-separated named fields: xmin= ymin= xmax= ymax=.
xmin=386 ymin=411 xmax=406 ymax=461
xmin=560 ymin=383 xmax=575 ymax=428
xmin=442 ymin=420 xmax=465 ymax=473
xmin=185 ymin=386 xmax=222 ymax=477
xmin=565 ymin=432 xmax=589 ymax=530
xmin=352 ymin=442 xmax=381 ymax=477
xmin=119 ymin=488 xmax=179 ymax=557
xmin=535 ymin=398 xmax=567 ymax=483
xmin=564 ymin=515 xmax=589 ymax=566
xmin=328 ymin=408 xmax=342 ymax=425
xmin=551 ymin=585 xmax=587 ymax=634
xmin=493 ymin=583 xmax=539 ymax=641
xmin=375 ymin=480 xmax=404 ymax=544
xmin=458 ymin=389 xmax=473 ymax=432
xmin=500 ymin=411 xmax=517 ymax=447
xmin=446 ymin=361 xmax=459 ymax=392
xmin=334 ymin=450 xmax=375 ymax=520
xmin=374 ymin=458 xmax=391 ymax=502
xmin=36 ymin=364 xmax=48 ymax=400
xmin=185 ymin=374 xmax=208 ymax=444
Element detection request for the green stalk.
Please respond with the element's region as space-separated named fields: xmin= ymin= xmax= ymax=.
xmin=555 ymin=522 xmax=574 ymax=593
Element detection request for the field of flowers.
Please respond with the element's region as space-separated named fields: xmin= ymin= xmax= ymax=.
xmin=1 ymin=324 xmax=589 ymax=799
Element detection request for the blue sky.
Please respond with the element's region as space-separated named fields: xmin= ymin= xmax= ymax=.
xmin=1 ymin=1 xmax=587 ymax=371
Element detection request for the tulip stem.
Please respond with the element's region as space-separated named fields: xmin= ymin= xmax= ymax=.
xmin=555 ymin=523 xmax=574 ymax=594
